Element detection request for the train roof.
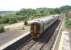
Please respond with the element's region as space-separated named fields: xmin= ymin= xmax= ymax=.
xmin=31 ymin=16 xmax=54 ymax=24
xmin=27 ymin=15 xmax=60 ymax=24
xmin=33 ymin=15 xmax=60 ymax=23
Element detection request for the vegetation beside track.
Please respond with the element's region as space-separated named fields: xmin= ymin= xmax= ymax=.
xmin=1 ymin=5 xmax=70 ymax=25
xmin=64 ymin=16 xmax=71 ymax=29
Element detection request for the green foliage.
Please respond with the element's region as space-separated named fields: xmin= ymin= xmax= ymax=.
xmin=0 ymin=5 xmax=71 ymax=25
xmin=0 ymin=17 xmax=9 ymax=24
xmin=59 ymin=5 xmax=71 ymax=13
xmin=8 ymin=17 xmax=18 ymax=24
xmin=54 ymin=8 xmax=61 ymax=14
xmin=0 ymin=24 xmax=4 ymax=33
xmin=65 ymin=17 xmax=71 ymax=28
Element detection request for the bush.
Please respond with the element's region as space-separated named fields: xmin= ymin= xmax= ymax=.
xmin=8 ymin=17 xmax=18 ymax=24
xmin=0 ymin=24 xmax=5 ymax=33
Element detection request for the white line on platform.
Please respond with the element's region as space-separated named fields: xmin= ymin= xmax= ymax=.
xmin=0 ymin=31 xmax=30 ymax=50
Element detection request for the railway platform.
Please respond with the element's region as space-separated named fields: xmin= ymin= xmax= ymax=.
xmin=58 ymin=31 xmax=71 ymax=50
xmin=0 ymin=30 xmax=30 ymax=50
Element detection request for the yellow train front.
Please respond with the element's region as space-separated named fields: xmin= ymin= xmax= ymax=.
xmin=30 ymin=15 xmax=59 ymax=40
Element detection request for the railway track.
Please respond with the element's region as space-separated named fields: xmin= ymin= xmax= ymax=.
xmin=4 ymin=19 xmax=61 ymax=50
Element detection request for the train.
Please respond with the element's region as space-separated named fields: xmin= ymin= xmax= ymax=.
xmin=30 ymin=15 xmax=60 ymax=40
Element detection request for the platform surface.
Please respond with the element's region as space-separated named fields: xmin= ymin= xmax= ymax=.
xmin=0 ymin=30 xmax=26 ymax=46
xmin=58 ymin=31 xmax=71 ymax=50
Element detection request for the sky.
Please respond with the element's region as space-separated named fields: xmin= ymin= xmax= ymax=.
xmin=0 ymin=0 xmax=71 ymax=11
